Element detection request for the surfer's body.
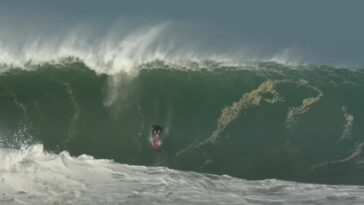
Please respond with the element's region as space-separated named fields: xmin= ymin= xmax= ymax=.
xmin=151 ymin=125 xmax=162 ymax=150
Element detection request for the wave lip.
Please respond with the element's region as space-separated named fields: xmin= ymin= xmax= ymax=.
xmin=0 ymin=23 xmax=226 ymax=76
xmin=0 ymin=20 xmax=320 ymax=76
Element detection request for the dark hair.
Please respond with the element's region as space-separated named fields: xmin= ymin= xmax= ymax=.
xmin=152 ymin=125 xmax=163 ymax=132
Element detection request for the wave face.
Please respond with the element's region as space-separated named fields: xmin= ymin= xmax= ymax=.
xmin=0 ymin=60 xmax=364 ymax=185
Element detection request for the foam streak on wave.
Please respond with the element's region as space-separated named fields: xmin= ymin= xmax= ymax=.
xmin=340 ymin=106 xmax=354 ymax=140
xmin=176 ymin=80 xmax=285 ymax=156
xmin=285 ymin=80 xmax=323 ymax=128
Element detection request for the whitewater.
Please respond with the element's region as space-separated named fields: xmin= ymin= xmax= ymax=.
xmin=0 ymin=144 xmax=363 ymax=205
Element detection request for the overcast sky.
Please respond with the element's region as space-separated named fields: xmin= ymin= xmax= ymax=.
xmin=1 ymin=0 xmax=363 ymax=66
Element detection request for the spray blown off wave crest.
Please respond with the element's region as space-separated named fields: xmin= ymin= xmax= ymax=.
xmin=0 ymin=22 xmax=170 ymax=75
xmin=0 ymin=20 xmax=257 ymax=77
xmin=0 ymin=16 xmax=311 ymax=78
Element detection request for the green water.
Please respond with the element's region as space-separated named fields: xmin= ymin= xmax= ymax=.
xmin=0 ymin=61 xmax=363 ymax=184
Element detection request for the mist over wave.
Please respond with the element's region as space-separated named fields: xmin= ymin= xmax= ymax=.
xmin=0 ymin=17 xmax=309 ymax=77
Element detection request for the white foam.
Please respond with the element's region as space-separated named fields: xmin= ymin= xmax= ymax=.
xmin=1 ymin=144 xmax=363 ymax=204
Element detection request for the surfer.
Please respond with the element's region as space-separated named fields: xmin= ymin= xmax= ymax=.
xmin=151 ymin=125 xmax=163 ymax=150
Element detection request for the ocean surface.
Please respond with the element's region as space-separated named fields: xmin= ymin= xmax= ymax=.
xmin=0 ymin=58 xmax=364 ymax=204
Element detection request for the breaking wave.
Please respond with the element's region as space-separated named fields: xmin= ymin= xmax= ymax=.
xmin=0 ymin=59 xmax=363 ymax=185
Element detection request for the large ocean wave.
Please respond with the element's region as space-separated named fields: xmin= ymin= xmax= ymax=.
xmin=1 ymin=2 xmax=364 ymax=203
xmin=0 ymin=59 xmax=363 ymax=186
